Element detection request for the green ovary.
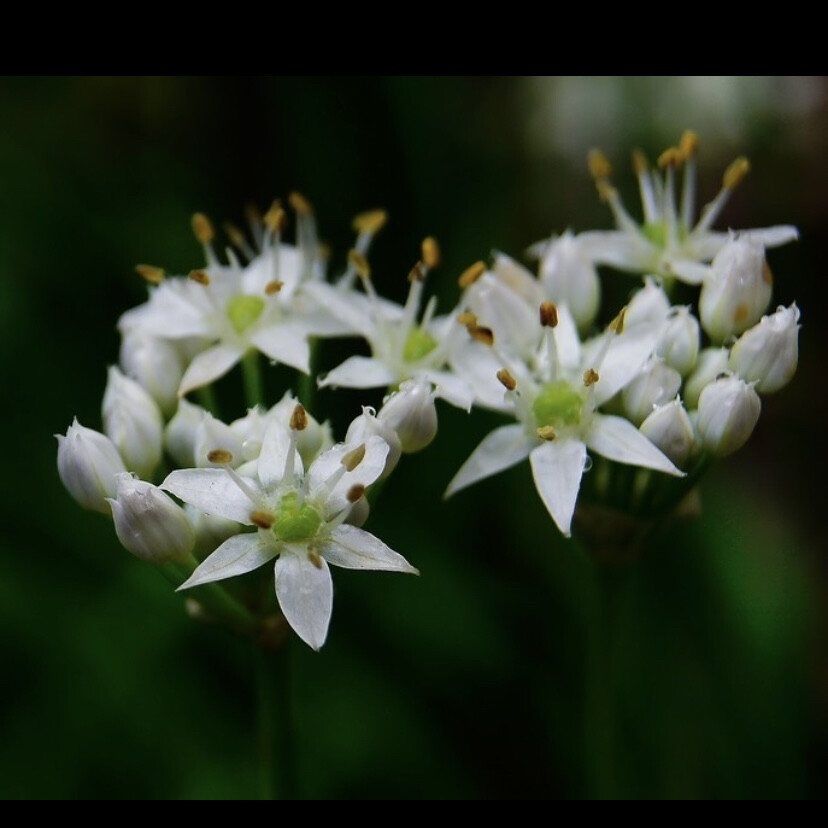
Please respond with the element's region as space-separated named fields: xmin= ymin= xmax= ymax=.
xmin=271 ymin=492 xmax=323 ymax=542
xmin=227 ymin=295 xmax=265 ymax=334
xmin=642 ymin=221 xmax=667 ymax=247
xmin=403 ymin=327 xmax=438 ymax=362
xmin=532 ymin=380 xmax=583 ymax=429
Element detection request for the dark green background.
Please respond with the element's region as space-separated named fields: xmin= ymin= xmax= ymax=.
xmin=1 ymin=76 xmax=825 ymax=799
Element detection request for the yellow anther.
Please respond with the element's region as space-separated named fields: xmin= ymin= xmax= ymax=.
xmin=342 ymin=444 xmax=366 ymax=471
xmin=588 ymin=148 xmax=613 ymax=180
xmin=723 ymin=156 xmax=750 ymax=190
xmin=609 ymin=306 xmax=627 ymax=335
xmin=657 ymin=147 xmax=682 ymax=169
xmin=223 ymin=222 xmax=248 ymax=250
xmin=207 ymin=448 xmax=233 ymax=464
xmin=468 ymin=324 xmax=494 ymax=347
xmin=290 ymin=404 xmax=308 ymax=432
xmin=679 ymin=130 xmax=699 ymax=160
xmin=250 ymin=510 xmax=274 ymax=529
xmin=347 ymin=484 xmax=366 ymax=503
xmin=352 ymin=208 xmax=388 ymax=235
xmin=265 ymin=279 xmax=284 ymax=295
xmin=408 ymin=262 xmax=426 ymax=283
xmin=263 ymin=202 xmax=287 ymax=233
xmin=348 ymin=250 xmax=371 ymax=280
xmin=583 ymin=368 xmax=600 ymax=386
xmin=539 ymin=301 xmax=559 ymax=328
xmin=191 ymin=212 xmax=215 ymax=244
xmin=188 ymin=269 xmax=211 ymax=286
xmin=307 ymin=548 xmax=324 ymax=569
xmin=289 ymin=191 xmax=313 ymax=215
xmin=632 ymin=148 xmax=649 ymax=175
xmin=421 ymin=236 xmax=440 ymax=269
xmin=537 ymin=425 xmax=557 ymax=441
xmin=496 ymin=369 xmax=517 ymax=391
xmin=595 ymin=179 xmax=616 ymax=203
xmin=458 ymin=261 xmax=486 ymax=289
xmin=457 ymin=311 xmax=478 ymax=327
xmin=134 ymin=264 xmax=165 ymax=284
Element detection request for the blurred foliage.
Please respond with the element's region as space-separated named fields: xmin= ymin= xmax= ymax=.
xmin=0 ymin=77 xmax=825 ymax=799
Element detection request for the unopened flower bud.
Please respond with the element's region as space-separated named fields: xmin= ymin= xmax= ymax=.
xmin=699 ymin=234 xmax=772 ymax=343
xmin=683 ymin=347 xmax=730 ymax=409
xmin=108 ymin=473 xmax=195 ymax=564
xmin=377 ymin=379 xmax=438 ymax=453
xmin=640 ymin=400 xmax=695 ymax=468
xmin=56 ymin=418 xmax=127 ymax=513
xmin=625 ymin=277 xmax=670 ymax=327
xmin=729 ymin=303 xmax=800 ymax=394
xmin=346 ymin=406 xmax=402 ymax=477
xmin=656 ymin=306 xmax=700 ymax=376
xmin=102 ymin=366 xmax=163 ymax=479
xmin=696 ymin=375 xmax=761 ymax=457
xmin=119 ymin=328 xmax=184 ymax=416
xmin=164 ymin=399 xmax=206 ymax=468
xmin=622 ymin=357 xmax=682 ymax=425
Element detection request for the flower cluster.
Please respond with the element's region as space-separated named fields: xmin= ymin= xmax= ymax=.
xmin=57 ymin=133 xmax=802 ymax=647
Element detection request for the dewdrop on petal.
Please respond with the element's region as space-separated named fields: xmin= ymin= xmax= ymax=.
xmin=696 ymin=375 xmax=761 ymax=457
xmin=377 ymin=379 xmax=438 ymax=453
xmin=729 ymin=303 xmax=800 ymax=394
xmin=640 ymin=399 xmax=695 ymax=468
xmin=683 ymin=347 xmax=730 ymax=409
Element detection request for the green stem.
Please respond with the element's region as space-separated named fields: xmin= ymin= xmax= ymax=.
xmin=242 ymin=350 xmax=264 ymax=410
xmin=196 ymin=384 xmax=221 ymax=419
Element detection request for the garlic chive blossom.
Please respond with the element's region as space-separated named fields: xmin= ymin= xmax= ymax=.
xmin=162 ymin=408 xmax=418 ymax=650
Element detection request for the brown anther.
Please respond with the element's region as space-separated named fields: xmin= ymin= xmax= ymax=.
xmin=595 ymin=179 xmax=616 ymax=203
xmin=537 ymin=425 xmax=557 ymax=441
xmin=421 ymin=237 xmax=440 ymax=269
xmin=723 ymin=157 xmax=750 ymax=190
xmin=458 ymin=261 xmax=486 ymax=289
xmin=207 ymin=448 xmax=233 ymax=464
xmin=135 ymin=264 xmax=165 ymax=284
xmin=496 ymin=369 xmax=517 ymax=391
xmin=348 ymin=250 xmax=371 ymax=280
xmin=191 ymin=212 xmax=215 ymax=244
xmin=657 ymin=147 xmax=682 ymax=169
xmin=347 ymin=484 xmax=366 ymax=503
xmin=609 ymin=306 xmax=627 ymax=335
xmin=631 ymin=148 xmax=649 ymax=175
xmin=583 ymin=368 xmax=600 ymax=387
xmin=588 ymin=148 xmax=612 ymax=180
xmin=342 ymin=444 xmax=366 ymax=471
xmin=539 ymin=301 xmax=559 ymax=328
xmin=188 ymin=269 xmax=211 ymax=286
xmin=265 ymin=279 xmax=284 ymax=295
xmin=250 ymin=510 xmax=274 ymax=529
xmin=290 ymin=404 xmax=308 ymax=432
xmin=263 ymin=202 xmax=287 ymax=233
xmin=223 ymin=221 xmax=248 ymax=250
xmin=457 ymin=311 xmax=478 ymax=327
xmin=352 ymin=208 xmax=388 ymax=234
xmin=307 ymin=548 xmax=324 ymax=569
xmin=289 ymin=192 xmax=313 ymax=215
xmin=679 ymin=130 xmax=699 ymax=160
xmin=468 ymin=324 xmax=494 ymax=347
xmin=408 ymin=262 xmax=426 ymax=282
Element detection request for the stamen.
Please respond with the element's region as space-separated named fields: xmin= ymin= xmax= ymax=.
xmin=537 ymin=425 xmax=557 ymax=441
xmin=583 ymin=368 xmax=600 ymax=386
xmin=609 ymin=306 xmax=626 ymax=335
xmin=191 ymin=213 xmax=215 ymax=244
xmin=223 ymin=222 xmax=254 ymax=258
xmin=290 ymin=404 xmax=308 ymax=432
xmin=188 ymin=269 xmax=211 ymax=286
xmin=135 ymin=264 xmax=165 ymax=284
xmin=207 ymin=448 xmax=234 ymax=464
xmin=588 ymin=148 xmax=612 ymax=180
xmin=595 ymin=179 xmax=616 ymax=203
xmin=289 ymin=192 xmax=314 ymax=215
xmin=348 ymin=250 xmax=371 ymax=280
xmin=497 ymin=369 xmax=517 ymax=390
xmin=657 ymin=147 xmax=682 ymax=169
xmin=631 ymin=148 xmax=649 ymax=175
xmin=458 ymin=261 xmax=486 ymax=289
xmin=723 ymin=157 xmax=750 ymax=190
xmin=307 ymin=547 xmax=324 ymax=569
xmin=352 ymin=209 xmax=387 ymax=235
xmin=347 ymin=484 xmax=365 ymax=503
xmin=263 ymin=202 xmax=287 ymax=233
xmin=421 ymin=237 xmax=440 ymax=269
xmin=408 ymin=262 xmax=426 ymax=282
xmin=457 ymin=311 xmax=478 ymax=327
xmin=679 ymin=130 xmax=699 ymax=160
xmin=341 ymin=444 xmax=366 ymax=471
xmin=633 ymin=149 xmax=658 ymax=224
xmin=265 ymin=279 xmax=284 ymax=295
xmin=468 ymin=325 xmax=494 ymax=347
xmin=245 ymin=202 xmax=264 ymax=249
xmin=250 ymin=510 xmax=274 ymax=529
xmin=539 ymin=301 xmax=559 ymax=328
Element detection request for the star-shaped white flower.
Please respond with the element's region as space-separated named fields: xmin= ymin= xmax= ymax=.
xmin=162 ymin=411 xmax=417 ymax=650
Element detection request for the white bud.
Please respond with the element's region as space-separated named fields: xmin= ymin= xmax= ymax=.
xmin=656 ymin=306 xmax=700 ymax=376
xmin=108 ymin=473 xmax=195 ymax=564
xmin=377 ymin=379 xmax=438 ymax=453
xmin=729 ymin=303 xmax=800 ymax=394
xmin=622 ymin=357 xmax=682 ymax=425
xmin=346 ymin=406 xmax=402 ymax=478
xmin=164 ymin=399 xmax=206 ymax=468
xmin=640 ymin=400 xmax=695 ymax=468
xmin=56 ymin=418 xmax=127 ymax=513
xmin=625 ymin=277 xmax=670 ymax=328
xmin=683 ymin=347 xmax=730 ymax=409
xmin=102 ymin=366 xmax=163 ymax=479
xmin=696 ymin=375 xmax=761 ymax=457
xmin=699 ymin=234 xmax=772 ymax=343
xmin=536 ymin=231 xmax=601 ymax=331
xmin=119 ymin=328 xmax=184 ymax=416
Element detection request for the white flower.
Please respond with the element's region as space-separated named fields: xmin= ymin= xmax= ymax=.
xmin=376 ymin=379 xmax=439 ymax=454
xmin=570 ymin=133 xmax=797 ymax=283
xmin=445 ymin=301 xmax=683 ymax=537
xmin=696 ymin=375 xmax=761 ymax=457
xmin=161 ymin=415 xmax=417 ymax=650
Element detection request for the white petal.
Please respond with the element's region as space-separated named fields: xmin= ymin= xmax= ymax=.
xmin=449 ymin=342 xmax=512 ymax=412
xmin=529 ymin=439 xmax=586 ymax=538
xmin=668 ymin=260 xmax=709 ymax=285
xmin=250 ymin=323 xmax=310 ymax=373
xmin=179 ymin=343 xmax=244 ymax=397
xmin=301 ymin=282 xmax=375 ymax=338
xmin=257 ymin=421 xmax=302 ymax=489
xmin=420 ymin=369 xmax=475 ymax=411
xmin=585 ymin=413 xmax=683 ymax=476
xmin=323 ymin=524 xmax=419 ymax=573
xmin=318 ymin=356 xmax=397 ymax=390
xmin=177 ymin=532 xmax=277 ymax=589
xmin=129 ymin=282 xmax=214 ymax=339
xmin=162 ymin=468 xmax=259 ymax=524
xmin=577 ymin=230 xmax=656 ymax=273
xmin=275 ymin=550 xmax=333 ymax=651
xmin=746 ymin=224 xmax=799 ymax=248
xmin=588 ymin=325 xmax=660 ymax=405
xmin=444 ymin=423 xmax=533 ymax=498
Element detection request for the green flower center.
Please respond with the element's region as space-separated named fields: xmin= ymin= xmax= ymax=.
xmin=402 ymin=327 xmax=438 ymax=363
xmin=642 ymin=221 xmax=667 ymax=248
xmin=227 ymin=295 xmax=265 ymax=334
xmin=271 ymin=492 xmax=322 ymax=542
xmin=532 ymin=380 xmax=583 ymax=430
